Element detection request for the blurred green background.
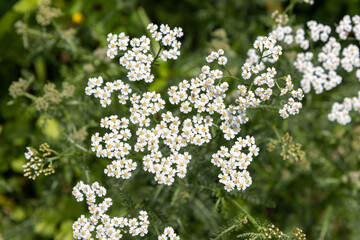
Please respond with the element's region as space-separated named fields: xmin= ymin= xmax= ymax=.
xmin=1 ymin=0 xmax=360 ymax=239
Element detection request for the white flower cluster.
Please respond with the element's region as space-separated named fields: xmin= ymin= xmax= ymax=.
xmin=328 ymin=91 xmax=360 ymax=125
xmin=271 ymin=25 xmax=310 ymax=49
xmin=272 ymin=25 xmax=294 ymax=45
xmin=206 ymin=49 xmax=228 ymax=65
xmin=303 ymin=0 xmax=314 ymax=5
xmin=211 ymin=136 xmax=258 ymax=192
xmin=294 ymin=37 xmax=343 ymax=94
xmin=295 ymin=28 xmax=310 ymax=49
xmin=307 ymin=20 xmax=331 ymax=42
xmin=158 ymin=227 xmax=180 ymax=240
xmin=242 ymin=35 xmax=282 ymax=79
xmin=341 ymin=44 xmax=360 ymax=73
xmin=87 ymin=24 xmax=262 ymax=190
xmin=169 ymin=58 xmax=247 ymax=140
xmin=106 ymin=23 xmax=182 ymax=83
xmin=23 ymin=147 xmax=47 ymax=179
xmin=253 ymin=35 xmax=283 ymax=63
xmin=91 ymin=109 xmax=214 ymax=185
xmin=128 ymin=91 xmax=166 ymax=126
xmin=23 ymin=147 xmax=38 ymax=179
xmin=85 ymin=77 xmax=132 ymax=107
xmin=279 ymin=92 xmax=304 ymax=119
xmin=270 ymin=16 xmax=360 ymax=124
xmin=336 ymin=15 xmax=360 ymax=40
xmin=91 ymin=116 xmax=136 ymax=179
xmin=23 ymin=146 xmax=55 ymax=179
xmin=72 ymin=181 xmax=149 ymax=239
xmin=318 ymin=37 xmax=341 ymax=70
xmin=136 ymin=112 xmax=198 ymax=185
xmin=273 ymin=16 xmax=360 ymax=94
xmin=242 ymin=36 xmax=303 ymax=119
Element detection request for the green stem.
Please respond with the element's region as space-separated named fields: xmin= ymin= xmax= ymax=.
xmin=257 ymin=49 xmax=264 ymax=64
xmin=274 ymin=79 xmax=282 ymax=91
xmin=48 ymin=149 xmax=59 ymax=155
xmin=229 ymin=198 xmax=260 ymax=230
xmin=23 ymin=92 xmax=37 ymax=101
xmin=47 ymin=156 xmax=60 ymax=161
xmin=272 ymin=125 xmax=282 ymax=141
xmin=249 ymin=82 xmax=254 ymax=91
xmin=153 ymin=185 xmax=164 ymax=202
xmin=53 ymin=21 xmax=78 ymax=54
xmin=153 ymin=224 xmax=160 ymax=235
xmin=66 ymin=136 xmax=90 ymax=153
xmin=208 ymin=131 xmax=222 ymax=145
xmin=61 ymin=152 xmax=85 ymax=158
xmin=283 ymin=0 xmax=298 ymax=15
xmin=213 ymin=224 xmax=238 ymax=240
xmin=261 ymin=53 xmax=274 ymax=59
xmin=222 ymin=76 xmax=249 ymax=85
xmin=153 ymin=43 xmax=163 ymax=62
xmin=25 ymin=28 xmax=53 ymax=38
xmin=319 ymin=205 xmax=333 ymax=240
xmin=224 ymin=65 xmax=232 ymax=76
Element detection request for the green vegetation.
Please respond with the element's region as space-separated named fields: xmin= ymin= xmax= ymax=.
xmin=1 ymin=0 xmax=359 ymax=239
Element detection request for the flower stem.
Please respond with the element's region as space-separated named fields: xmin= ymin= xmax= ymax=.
xmin=229 ymin=198 xmax=260 ymax=230
xmin=319 ymin=205 xmax=333 ymax=240
xmin=224 ymin=65 xmax=232 ymax=76
xmin=153 ymin=43 xmax=163 ymax=62
xmin=23 ymin=92 xmax=37 ymax=101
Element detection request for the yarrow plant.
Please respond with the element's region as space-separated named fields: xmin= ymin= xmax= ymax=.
xmin=85 ymin=23 xmax=277 ymax=192
xmin=77 ymin=16 xmax=359 ymax=238
xmin=23 ymin=143 xmax=57 ymax=179
xmin=82 ymin=15 xmax=360 ymax=198
xmin=72 ymin=181 xmax=179 ymax=239
xmin=16 ymin=2 xmax=360 ymax=238
xmin=211 ymin=136 xmax=258 ymax=191
xmin=268 ymin=15 xmax=360 ymax=124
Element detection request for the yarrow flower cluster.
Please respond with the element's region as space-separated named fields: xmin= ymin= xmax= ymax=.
xmin=169 ymin=56 xmax=246 ymax=140
xmin=336 ymin=15 xmax=360 ymax=40
xmin=241 ymin=35 xmax=304 ymax=119
xmin=137 ymin=112 xmax=198 ymax=185
xmin=271 ymin=25 xmax=310 ymax=49
xmin=262 ymin=224 xmax=284 ymax=239
xmin=89 ymin=24 xmax=264 ymax=188
xmin=106 ymin=23 xmax=182 ymax=83
xmin=269 ymin=15 xmax=360 ymax=124
xmin=72 ymin=181 xmax=150 ymax=239
xmin=206 ymin=49 xmax=228 ymax=65
xmin=23 ymin=143 xmax=55 ymax=179
xmin=307 ymin=20 xmax=331 ymax=42
xmin=85 ymin=77 xmax=132 ymax=107
xmin=72 ymin=182 xmax=179 ymax=239
xmin=328 ymin=91 xmax=360 ymax=125
xmin=86 ymin=22 xmax=317 ymax=191
xmin=302 ymin=0 xmax=314 ymax=5
xmin=158 ymin=227 xmax=180 ymax=240
xmin=91 ymin=115 xmax=136 ymax=180
xmin=211 ymin=136 xmax=258 ymax=191
xmin=128 ymin=91 xmax=166 ymax=126
xmin=272 ymin=17 xmax=360 ymax=94
xmin=341 ymin=44 xmax=360 ymax=72
xmin=242 ymin=35 xmax=282 ymax=77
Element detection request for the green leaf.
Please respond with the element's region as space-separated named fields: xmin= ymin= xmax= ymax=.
xmin=36 ymin=115 xmax=60 ymax=139
xmin=0 ymin=11 xmax=18 ymax=37
xmin=54 ymin=220 xmax=73 ymax=240
xmin=34 ymin=57 xmax=47 ymax=82
xmin=10 ymin=206 xmax=27 ymax=221
xmin=10 ymin=157 xmax=26 ymax=173
xmin=13 ymin=0 xmax=38 ymax=13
